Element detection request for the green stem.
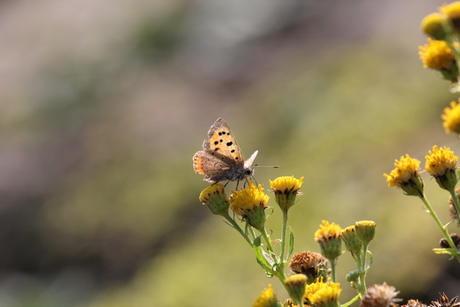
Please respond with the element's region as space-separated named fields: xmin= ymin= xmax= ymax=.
xmin=360 ymin=244 xmax=368 ymax=294
xmin=449 ymin=188 xmax=460 ymax=222
xmin=223 ymin=214 xmax=253 ymax=246
xmin=330 ymin=258 xmax=337 ymax=282
xmin=341 ymin=294 xmax=361 ymax=307
xmin=419 ymin=195 xmax=460 ymax=260
xmin=280 ymin=210 xmax=289 ymax=271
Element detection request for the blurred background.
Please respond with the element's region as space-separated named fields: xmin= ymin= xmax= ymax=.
xmin=0 ymin=0 xmax=459 ymax=306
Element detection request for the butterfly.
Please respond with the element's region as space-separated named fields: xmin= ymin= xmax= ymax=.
xmin=193 ymin=118 xmax=259 ymax=184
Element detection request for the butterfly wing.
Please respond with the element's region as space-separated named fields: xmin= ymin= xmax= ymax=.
xmin=203 ymin=118 xmax=244 ymax=165
xmin=193 ymin=150 xmax=232 ymax=182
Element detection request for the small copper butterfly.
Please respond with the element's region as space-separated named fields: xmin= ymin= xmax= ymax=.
xmin=193 ymin=118 xmax=259 ymax=183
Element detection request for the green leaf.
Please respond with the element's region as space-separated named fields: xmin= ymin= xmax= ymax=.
xmin=288 ymin=231 xmax=295 ymax=259
xmin=254 ymin=245 xmax=273 ymax=274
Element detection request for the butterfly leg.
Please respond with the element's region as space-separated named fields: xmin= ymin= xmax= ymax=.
xmin=224 ymin=180 xmax=230 ymax=187
xmin=251 ymin=175 xmax=258 ymax=185
xmin=236 ymin=179 xmax=240 ymax=190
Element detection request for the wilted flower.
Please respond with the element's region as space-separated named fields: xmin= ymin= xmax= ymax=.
xmin=360 ymin=283 xmax=400 ymax=307
xmin=289 ymin=251 xmax=328 ymax=283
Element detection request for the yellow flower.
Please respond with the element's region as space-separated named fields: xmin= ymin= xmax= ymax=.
xmin=421 ymin=13 xmax=446 ymax=39
xmin=442 ymin=100 xmax=460 ymax=134
xmin=230 ymin=182 xmax=269 ymax=231
xmin=314 ymin=220 xmax=342 ymax=261
xmin=270 ymin=176 xmax=304 ymax=212
xmin=305 ymin=280 xmax=341 ymax=307
xmin=425 ymin=145 xmax=458 ymax=177
xmin=314 ymin=220 xmax=341 ymax=243
xmin=440 ymin=2 xmax=460 ymax=27
xmin=199 ymin=184 xmax=229 ymax=216
xmin=418 ymin=39 xmax=454 ymax=70
xmin=230 ymin=182 xmax=269 ymax=215
xmin=425 ymin=145 xmax=458 ymax=190
xmin=253 ymin=284 xmax=279 ymax=307
xmin=270 ymin=176 xmax=304 ymax=193
xmin=384 ymin=154 xmax=424 ymax=197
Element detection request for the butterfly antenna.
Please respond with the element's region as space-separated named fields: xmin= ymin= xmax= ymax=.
xmin=253 ymin=164 xmax=280 ymax=168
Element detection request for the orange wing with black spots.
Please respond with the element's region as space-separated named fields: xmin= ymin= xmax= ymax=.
xmin=204 ymin=118 xmax=243 ymax=165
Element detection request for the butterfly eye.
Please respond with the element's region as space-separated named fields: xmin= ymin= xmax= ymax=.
xmin=245 ymin=169 xmax=252 ymax=175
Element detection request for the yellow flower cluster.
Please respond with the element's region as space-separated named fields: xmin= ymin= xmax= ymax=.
xmin=425 ymin=145 xmax=458 ymax=177
xmin=314 ymin=220 xmax=342 ymax=243
xmin=418 ymin=39 xmax=454 ymax=70
xmin=384 ymin=154 xmax=421 ymax=188
xmin=442 ymin=100 xmax=460 ymax=134
xmin=305 ymin=280 xmax=341 ymax=306
xmin=230 ymin=182 xmax=269 ymax=216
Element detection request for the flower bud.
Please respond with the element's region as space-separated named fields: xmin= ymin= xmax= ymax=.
xmin=284 ymin=274 xmax=307 ymax=305
xmin=341 ymin=225 xmax=362 ymax=257
xmin=199 ymin=184 xmax=229 ymax=216
xmin=355 ymin=220 xmax=376 ymax=246
xmin=421 ymin=13 xmax=447 ymax=39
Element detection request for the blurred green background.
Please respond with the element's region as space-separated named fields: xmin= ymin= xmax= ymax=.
xmin=0 ymin=0 xmax=459 ymax=306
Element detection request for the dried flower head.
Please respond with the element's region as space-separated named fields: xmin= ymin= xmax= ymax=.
xmin=425 ymin=145 xmax=458 ymax=190
xmin=430 ymin=293 xmax=460 ymax=307
xmin=230 ymin=182 xmax=269 ymax=231
xmin=421 ymin=13 xmax=447 ymax=39
xmin=199 ymin=184 xmax=229 ymax=216
xmin=384 ymin=154 xmax=424 ymax=197
xmin=402 ymin=299 xmax=427 ymax=307
xmin=439 ymin=233 xmax=460 ymax=248
xmin=419 ymin=39 xmax=455 ymax=70
xmin=289 ymin=251 xmax=328 ymax=282
xmin=360 ymin=283 xmax=400 ymax=307
xmin=253 ymin=284 xmax=280 ymax=307
xmin=270 ymin=176 xmax=304 ymax=212
xmin=305 ymin=280 xmax=341 ymax=307
xmin=442 ymin=101 xmax=460 ymax=134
